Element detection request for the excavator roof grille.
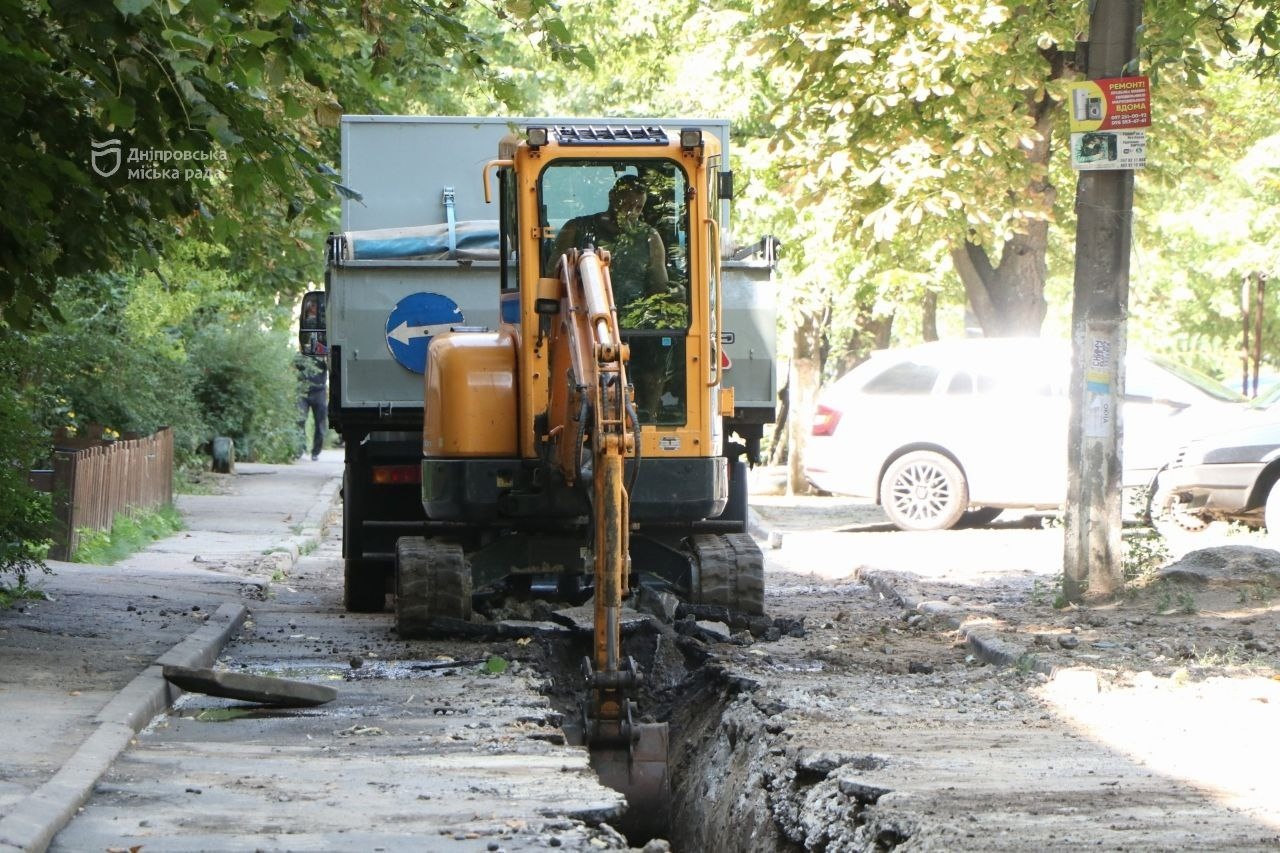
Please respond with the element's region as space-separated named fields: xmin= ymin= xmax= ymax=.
xmin=552 ymin=125 xmax=669 ymax=146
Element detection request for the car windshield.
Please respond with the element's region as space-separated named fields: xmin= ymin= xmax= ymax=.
xmin=1143 ymin=354 xmax=1244 ymax=403
xmin=1249 ymin=383 xmax=1280 ymax=410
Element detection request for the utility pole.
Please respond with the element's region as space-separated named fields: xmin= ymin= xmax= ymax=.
xmin=1063 ymin=0 xmax=1143 ymax=604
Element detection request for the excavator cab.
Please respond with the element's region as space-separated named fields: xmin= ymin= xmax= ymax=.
xmin=395 ymin=125 xmax=765 ymax=840
xmin=538 ymin=159 xmax=691 ymax=425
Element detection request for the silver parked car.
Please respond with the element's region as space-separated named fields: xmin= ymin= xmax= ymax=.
xmin=804 ymin=338 xmax=1243 ymax=531
xmin=1155 ymin=390 xmax=1280 ymax=532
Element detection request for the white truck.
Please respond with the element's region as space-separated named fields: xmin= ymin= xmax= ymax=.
xmin=301 ymin=116 xmax=778 ymax=611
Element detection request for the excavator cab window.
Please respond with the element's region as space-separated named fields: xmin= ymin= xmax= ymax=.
xmin=705 ymin=155 xmax=722 ymax=385
xmin=540 ymin=159 xmax=691 ymax=424
xmin=498 ymin=165 xmax=519 ymax=294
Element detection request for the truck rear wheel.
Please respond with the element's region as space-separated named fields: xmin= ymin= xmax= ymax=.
xmin=341 ymin=466 xmax=385 ymax=613
xmin=343 ymin=559 xmax=387 ymax=613
xmin=395 ymin=537 xmax=473 ymax=638
xmin=688 ymin=532 xmax=764 ymax=615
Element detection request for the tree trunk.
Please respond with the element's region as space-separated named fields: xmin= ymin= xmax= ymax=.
xmin=951 ymin=235 xmax=1048 ymax=336
xmin=950 ymin=88 xmax=1059 ymax=337
xmin=861 ymin=308 xmax=894 ymax=357
xmin=786 ymin=307 xmax=823 ymax=495
xmin=768 ymin=379 xmax=789 ymax=466
xmin=768 ymin=421 xmax=788 ymax=467
xmin=827 ymin=307 xmax=893 ymax=380
xmin=922 ymin=291 xmax=938 ymax=342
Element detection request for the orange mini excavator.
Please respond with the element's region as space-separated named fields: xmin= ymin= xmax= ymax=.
xmin=392 ymin=125 xmax=765 ymax=837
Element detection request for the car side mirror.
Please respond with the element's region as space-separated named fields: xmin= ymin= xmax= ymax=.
xmin=299 ymin=291 xmax=327 ymax=356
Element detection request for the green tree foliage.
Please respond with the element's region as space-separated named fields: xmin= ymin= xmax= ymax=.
xmin=1127 ymin=70 xmax=1280 ymax=382
xmin=749 ymin=0 xmax=1084 ymax=337
xmin=188 ymin=318 xmax=300 ymax=462
xmin=17 ymin=272 xmax=205 ymax=448
xmin=38 ymin=250 xmax=302 ymax=462
xmin=745 ymin=0 xmax=1280 ymax=343
xmin=508 ymin=0 xmax=744 ymax=117
xmin=6 ymin=242 xmax=304 ymax=478
xmin=0 ymin=0 xmax=585 ymax=327
xmin=0 ymin=382 xmax=53 ymax=579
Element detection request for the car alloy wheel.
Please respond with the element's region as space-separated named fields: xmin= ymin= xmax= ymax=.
xmin=880 ymin=450 xmax=969 ymax=531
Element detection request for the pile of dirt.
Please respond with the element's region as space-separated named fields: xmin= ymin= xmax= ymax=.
xmin=900 ymin=543 xmax=1280 ymax=683
xmin=664 ymin=556 xmax=1280 ymax=851
xmin=657 ymin=495 xmax=1280 ymax=850
xmin=751 ymin=492 xmax=1280 ymax=684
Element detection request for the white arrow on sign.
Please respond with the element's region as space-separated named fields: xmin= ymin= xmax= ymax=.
xmin=387 ymin=320 xmax=456 ymax=346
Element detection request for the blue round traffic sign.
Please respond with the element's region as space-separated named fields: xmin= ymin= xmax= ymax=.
xmin=385 ymin=292 xmax=465 ymax=374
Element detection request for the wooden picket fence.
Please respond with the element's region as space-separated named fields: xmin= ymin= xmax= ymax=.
xmin=29 ymin=427 xmax=174 ymax=560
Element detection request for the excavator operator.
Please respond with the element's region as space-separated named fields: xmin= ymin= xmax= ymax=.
xmin=549 ymin=173 xmax=670 ymax=303
xmin=550 ymin=173 xmax=683 ymax=419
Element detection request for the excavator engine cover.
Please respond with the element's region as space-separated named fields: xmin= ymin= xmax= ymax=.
xmin=422 ymin=329 xmax=517 ymax=457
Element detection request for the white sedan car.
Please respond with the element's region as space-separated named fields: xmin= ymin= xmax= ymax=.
xmin=803 ymin=338 xmax=1243 ymax=531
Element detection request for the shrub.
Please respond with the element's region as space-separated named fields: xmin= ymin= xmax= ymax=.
xmin=12 ymin=273 xmax=207 ymax=464
xmin=11 ymin=260 xmax=303 ymax=469
xmin=0 ymin=384 xmax=53 ymax=580
xmin=187 ymin=320 xmax=301 ymax=463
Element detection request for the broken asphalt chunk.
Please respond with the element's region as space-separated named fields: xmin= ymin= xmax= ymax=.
xmin=162 ymin=664 xmax=337 ymax=707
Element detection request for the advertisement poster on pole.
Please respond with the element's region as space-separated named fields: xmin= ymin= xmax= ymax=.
xmin=1069 ymin=76 xmax=1150 ymax=171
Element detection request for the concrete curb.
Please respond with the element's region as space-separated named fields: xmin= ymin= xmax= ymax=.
xmin=0 ymin=602 xmax=248 ymax=853
xmin=747 ymin=508 xmax=783 ymax=550
xmin=304 ymin=473 xmax=342 ymax=534
xmin=254 ymin=472 xmax=342 ymax=589
xmin=854 ymin=567 xmax=1057 ymax=678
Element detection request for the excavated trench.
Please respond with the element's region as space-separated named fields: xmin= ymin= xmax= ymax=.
xmin=522 ymin=608 xmax=910 ymax=852
xmin=662 ymin=664 xmax=908 ymax=852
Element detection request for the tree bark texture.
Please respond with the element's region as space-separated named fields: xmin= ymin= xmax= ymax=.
xmin=786 ymin=307 xmax=823 ymax=495
xmin=950 ymin=87 xmax=1060 ymax=337
xmin=922 ymin=291 xmax=938 ymax=342
xmin=768 ymin=380 xmax=789 ymax=467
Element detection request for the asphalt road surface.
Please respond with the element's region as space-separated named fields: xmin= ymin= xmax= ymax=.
xmin=41 ymin=479 xmax=1280 ymax=852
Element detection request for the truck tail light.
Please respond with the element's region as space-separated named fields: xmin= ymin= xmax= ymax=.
xmin=372 ymin=465 xmax=421 ymax=486
xmin=811 ymin=404 xmax=842 ymax=436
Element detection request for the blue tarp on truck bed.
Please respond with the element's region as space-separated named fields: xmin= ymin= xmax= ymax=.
xmin=341 ymin=220 xmax=502 ymax=261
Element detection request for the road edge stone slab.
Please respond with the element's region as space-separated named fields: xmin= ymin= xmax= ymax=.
xmin=250 ymin=474 xmax=341 ymax=588
xmin=0 ymin=604 xmax=248 ymax=853
xmin=854 ymin=567 xmax=1059 ymax=677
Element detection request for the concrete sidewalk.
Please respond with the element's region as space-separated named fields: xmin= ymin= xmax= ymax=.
xmin=0 ymin=452 xmax=343 ymax=852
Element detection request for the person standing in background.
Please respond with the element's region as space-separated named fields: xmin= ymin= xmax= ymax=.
xmin=296 ymin=351 xmax=327 ymax=461
xmin=294 ymin=350 xmax=325 ymax=458
xmin=297 ymin=296 xmax=329 ymax=460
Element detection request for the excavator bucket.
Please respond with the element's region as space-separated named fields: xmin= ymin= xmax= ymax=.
xmin=590 ymin=721 xmax=671 ymax=841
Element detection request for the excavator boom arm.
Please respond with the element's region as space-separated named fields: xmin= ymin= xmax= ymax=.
xmin=553 ymin=248 xmax=634 ymax=693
